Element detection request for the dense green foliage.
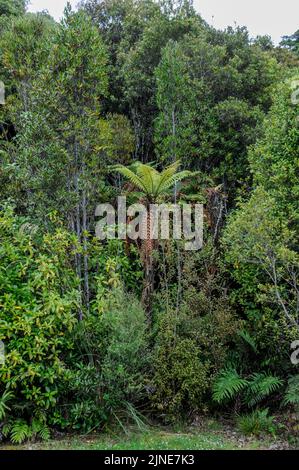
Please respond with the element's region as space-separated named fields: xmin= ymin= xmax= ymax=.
xmin=0 ymin=0 xmax=298 ymax=443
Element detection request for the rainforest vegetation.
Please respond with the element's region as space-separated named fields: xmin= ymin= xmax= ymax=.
xmin=0 ymin=0 xmax=298 ymax=447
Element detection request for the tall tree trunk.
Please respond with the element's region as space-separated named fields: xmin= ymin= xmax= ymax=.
xmin=82 ymin=163 xmax=90 ymax=312
xmin=74 ymin=141 xmax=83 ymax=321
xmin=172 ymin=107 xmax=182 ymax=316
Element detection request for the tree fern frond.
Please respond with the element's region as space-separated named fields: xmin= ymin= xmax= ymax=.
xmin=111 ymin=165 xmax=147 ymax=193
xmin=111 ymin=161 xmax=194 ymax=200
xmin=159 ymin=171 xmax=193 ymax=193
xmin=156 ymin=160 xmax=181 ymax=194
xmin=158 ymin=159 xmax=181 ymax=181
xmin=137 ymin=164 xmax=158 ymax=195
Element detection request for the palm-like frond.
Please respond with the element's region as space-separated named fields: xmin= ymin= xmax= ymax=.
xmin=156 ymin=160 xmax=181 ymax=192
xmin=158 ymin=170 xmax=193 ymax=194
xmin=111 ymin=165 xmax=147 ymax=193
xmin=136 ymin=163 xmax=160 ymax=196
xmin=111 ymin=160 xmax=194 ymax=200
xmin=162 ymin=160 xmax=181 ymax=177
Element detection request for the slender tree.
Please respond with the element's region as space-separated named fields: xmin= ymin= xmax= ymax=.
xmin=15 ymin=6 xmax=109 ymax=317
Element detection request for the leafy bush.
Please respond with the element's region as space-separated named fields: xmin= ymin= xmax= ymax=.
xmin=223 ymin=78 xmax=299 ymax=374
xmin=54 ymin=287 xmax=149 ymax=432
xmin=0 ymin=208 xmax=78 ymax=441
xmin=237 ymin=409 xmax=276 ymax=436
xmin=151 ymin=312 xmax=209 ymax=418
xmin=151 ymin=239 xmax=241 ymax=419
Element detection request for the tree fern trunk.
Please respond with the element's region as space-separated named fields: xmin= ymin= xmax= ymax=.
xmin=141 ymin=204 xmax=154 ymax=324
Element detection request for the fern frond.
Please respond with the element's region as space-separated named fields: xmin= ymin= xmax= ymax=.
xmin=156 ymin=160 xmax=181 ymax=192
xmin=32 ymin=418 xmax=50 ymax=441
xmin=283 ymin=375 xmax=299 ymax=406
xmin=246 ymin=372 xmax=283 ymax=407
xmin=10 ymin=419 xmax=32 ymax=444
xmin=38 ymin=423 xmax=50 ymax=441
xmin=111 ymin=165 xmax=147 ymax=193
xmin=2 ymin=421 xmax=12 ymax=437
xmin=238 ymin=330 xmax=258 ymax=353
xmin=158 ymin=171 xmax=193 ymax=193
xmin=212 ymin=368 xmax=248 ymax=403
xmin=136 ymin=164 xmax=159 ymax=195
xmin=0 ymin=389 xmax=14 ymax=420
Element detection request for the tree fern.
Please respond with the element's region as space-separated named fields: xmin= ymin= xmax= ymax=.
xmin=111 ymin=160 xmax=193 ymax=199
xmin=212 ymin=368 xmax=248 ymax=403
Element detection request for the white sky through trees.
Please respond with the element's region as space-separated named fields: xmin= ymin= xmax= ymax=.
xmin=27 ymin=0 xmax=299 ymax=45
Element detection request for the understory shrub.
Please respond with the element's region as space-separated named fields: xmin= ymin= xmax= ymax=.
xmin=151 ymin=311 xmax=209 ymax=419
xmin=151 ymin=240 xmax=241 ymax=419
xmin=0 ymin=207 xmax=79 ymax=442
xmin=53 ymin=287 xmax=149 ymax=432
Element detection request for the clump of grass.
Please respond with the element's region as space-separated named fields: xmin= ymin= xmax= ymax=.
xmin=237 ymin=409 xmax=276 ymax=437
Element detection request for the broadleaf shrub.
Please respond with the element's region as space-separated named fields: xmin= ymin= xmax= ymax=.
xmin=0 ymin=208 xmax=78 ymax=440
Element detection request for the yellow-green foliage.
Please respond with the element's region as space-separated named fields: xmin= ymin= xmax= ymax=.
xmin=0 ymin=208 xmax=78 ymax=420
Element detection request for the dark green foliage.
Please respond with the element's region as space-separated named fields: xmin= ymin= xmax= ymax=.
xmin=283 ymin=375 xmax=299 ymax=409
xmin=152 ymin=313 xmax=209 ymax=418
xmin=3 ymin=414 xmax=50 ymax=444
xmin=0 ymin=0 xmax=27 ymax=18
xmin=0 ymin=389 xmax=14 ymax=420
xmin=223 ymin=77 xmax=299 ymax=373
xmin=281 ymin=30 xmax=299 ymax=55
